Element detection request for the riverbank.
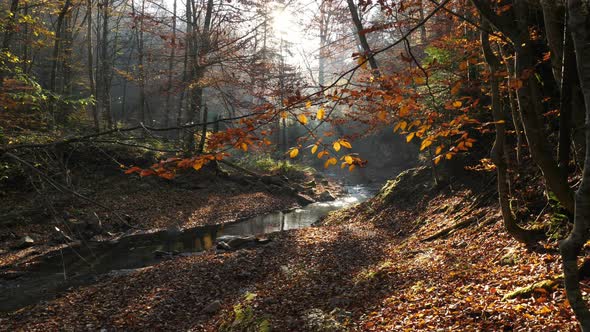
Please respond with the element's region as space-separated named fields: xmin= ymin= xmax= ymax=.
xmin=0 ymin=166 xmax=578 ymax=331
xmin=0 ymin=146 xmax=343 ymax=271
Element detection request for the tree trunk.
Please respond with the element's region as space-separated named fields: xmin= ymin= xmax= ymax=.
xmin=49 ymin=0 xmax=72 ymax=129
xmin=132 ymin=0 xmax=147 ymax=125
xmin=0 ymin=0 xmax=20 ymax=89
xmin=540 ymin=0 xmax=585 ymax=175
xmin=481 ymin=23 xmax=543 ymax=244
xmin=196 ymin=0 xmax=214 ymax=154
xmin=499 ymin=46 xmax=525 ymax=166
xmin=346 ymin=0 xmax=380 ymax=76
xmin=472 ymin=0 xmax=575 ymax=213
xmin=560 ymin=0 xmax=590 ymax=329
xmin=100 ymin=0 xmax=113 ymax=129
xmin=86 ymin=0 xmax=99 ymax=131
xmin=163 ymin=0 xmax=177 ymax=130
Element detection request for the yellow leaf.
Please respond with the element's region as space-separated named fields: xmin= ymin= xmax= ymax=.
xmin=345 ymin=155 xmax=353 ymax=164
xmin=340 ymin=140 xmax=352 ymax=149
xmin=281 ymin=111 xmax=287 ymax=119
xmin=357 ymin=55 xmax=367 ymax=70
xmin=324 ymin=157 xmax=337 ymax=168
xmin=349 ymin=164 xmax=356 ymax=172
xmin=317 ymin=107 xmax=325 ymax=120
xmin=420 ymin=140 xmax=433 ymax=151
xmin=377 ymin=110 xmax=387 ymax=121
xmin=193 ymin=162 xmax=203 ymax=171
xmin=446 ymin=153 xmax=453 ymax=160
xmin=452 ymin=101 xmax=463 ymax=108
xmin=297 ymin=114 xmax=308 ymax=125
xmin=414 ymin=76 xmax=426 ymax=85
xmin=311 ymin=145 xmax=318 ymax=154
xmin=341 ymin=162 xmax=347 ymax=169
xmin=318 ymin=150 xmax=328 ymax=159
xmin=333 ymin=142 xmax=341 ymax=152
xmin=241 ymin=143 xmax=248 ymax=151
xmin=435 ymin=145 xmax=443 ymax=155
xmin=306 ymin=101 xmax=312 ymax=108
xmin=406 ymin=132 xmax=415 ymax=143
xmin=289 ymin=148 xmax=299 ymax=158
xmin=400 ymin=121 xmax=408 ymax=131
xmin=434 ymin=155 xmax=442 ymax=165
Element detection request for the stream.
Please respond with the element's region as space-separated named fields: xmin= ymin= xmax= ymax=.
xmin=0 ymin=184 xmax=377 ymax=312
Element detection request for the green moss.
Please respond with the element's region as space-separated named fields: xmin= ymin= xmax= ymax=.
xmin=239 ymin=155 xmax=314 ymax=179
xmin=502 ymin=278 xmax=561 ymax=300
xmin=220 ymin=292 xmax=271 ymax=332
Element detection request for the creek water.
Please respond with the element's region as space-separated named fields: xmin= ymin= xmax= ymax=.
xmin=0 ymin=184 xmax=376 ymax=312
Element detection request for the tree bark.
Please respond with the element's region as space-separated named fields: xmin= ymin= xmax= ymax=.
xmin=472 ymin=0 xmax=575 ymax=213
xmin=560 ymin=0 xmax=590 ymax=329
xmin=0 ymin=0 xmax=20 ymax=89
xmin=163 ymin=0 xmax=177 ymax=130
xmin=197 ymin=0 xmax=214 ymax=154
xmin=481 ymin=23 xmax=543 ymax=244
xmin=100 ymin=0 xmax=113 ymax=129
xmin=346 ymin=0 xmax=380 ymax=76
xmin=49 ymin=0 xmax=72 ymax=129
xmin=540 ymin=0 xmax=586 ymax=175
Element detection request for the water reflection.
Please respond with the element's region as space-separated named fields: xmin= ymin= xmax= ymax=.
xmin=0 ymin=185 xmax=376 ymax=311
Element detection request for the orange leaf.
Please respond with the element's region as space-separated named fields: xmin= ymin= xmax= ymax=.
xmin=399 ymin=105 xmax=410 ymax=117
xmin=124 ymin=166 xmax=142 ymax=174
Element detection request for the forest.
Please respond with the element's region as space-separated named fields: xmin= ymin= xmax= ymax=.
xmin=1 ymin=0 xmax=590 ymax=330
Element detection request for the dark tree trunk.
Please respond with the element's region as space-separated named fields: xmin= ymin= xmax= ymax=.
xmin=560 ymin=0 xmax=590 ymax=329
xmin=197 ymin=0 xmax=214 ymax=154
xmin=346 ymin=0 xmax=380 ymax=76
xmin=472 ymin=0 xmax=575 ymax=213
xmin=163 ymin=0 xmax=177 ymax=130
xmin=0 ymin=0 xmax=20 ymax=89
xmin=100 ymin=0 xmax=113 ymax=129
xmin=49 ymin=0 xmax=72 ymax=129
xmin=481 ymin=22 xmax=543 ymax=244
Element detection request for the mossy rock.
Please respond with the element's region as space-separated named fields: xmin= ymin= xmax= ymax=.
xmin=376 ymin=166 xmax=432 ymax=203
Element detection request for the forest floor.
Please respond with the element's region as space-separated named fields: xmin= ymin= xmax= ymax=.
xmin=0 ymin=165 xmax=581 ymax=331
xmin=0 ymin=146 xmax=341 ymax=270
